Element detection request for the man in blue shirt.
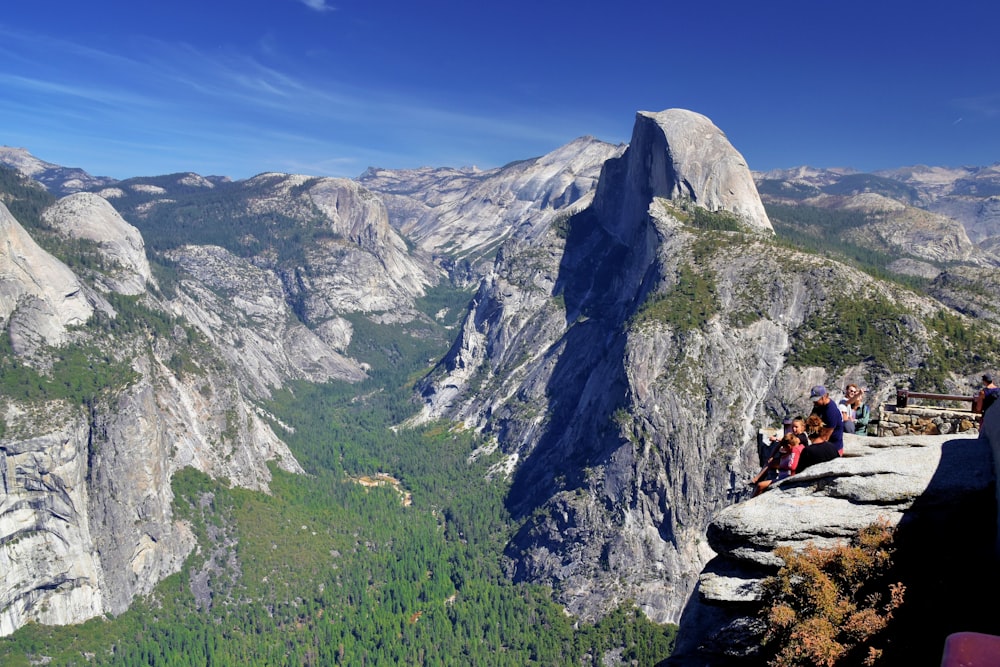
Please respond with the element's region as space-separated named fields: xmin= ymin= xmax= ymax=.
xmin=809 ymin=385 xmax=845 ymax=455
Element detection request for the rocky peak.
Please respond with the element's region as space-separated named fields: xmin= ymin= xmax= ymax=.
xmin=593 ymin=109 xmax=773 ymax=234
xmin=360 ymin=136 xmax=625 ymax=276
xmin=0 ymin=146 xmax=55 ymax=178
xmin=0 ymin=146 xmax=116 ymax=196
xmin=42 ymin=192 xmax=154 ymax=295
xmin=0 ymin=203 xmax=93 ymax=354
xmin=412 ymin=109 xmax=786 ymax=624
xmin=303 ymin=176 xmax=433 ymax=303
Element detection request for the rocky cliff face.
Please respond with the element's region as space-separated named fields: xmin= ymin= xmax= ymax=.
xmin=412 ymin=109 xmax=998 ymax=626
xmin=0 ymin=204 xmax=94 ymax=350
xmin=162 ymin=243 xmax=365 ymax=397
xmin=0 ymin=174 xmax=424 ymax=634
xmin=360 ymin=136 xmax=625 ymax=282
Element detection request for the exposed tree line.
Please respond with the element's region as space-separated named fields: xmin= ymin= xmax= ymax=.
xmin=0 ymin=165 xmax=56 ymax=229
xmin=106 ymin=174 xmax=339 ymax=265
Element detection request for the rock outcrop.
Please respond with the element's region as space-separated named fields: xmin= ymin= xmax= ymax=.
xmin=669 ymin=427 xmax=998 ymax=665
xmin=597 ymin=110 xmax=772 ymax=234
xmin=360 ymin=136 xmax=625 ymax=280
xmin=42 ymin=192 xmax=154 ymax=295
xmin=0 ymin=203 xmax=93 ymax=354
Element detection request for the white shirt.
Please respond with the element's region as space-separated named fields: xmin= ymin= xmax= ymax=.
xmin=837 ymin=397 xmax=855 ymax=421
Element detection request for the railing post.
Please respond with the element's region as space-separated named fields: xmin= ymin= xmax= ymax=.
xmin=896 ymin=387 xmax=909 ymax=408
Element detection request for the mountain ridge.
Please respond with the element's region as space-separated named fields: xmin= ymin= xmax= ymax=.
xmin=1 ymin=109 xmax=999 ymax=658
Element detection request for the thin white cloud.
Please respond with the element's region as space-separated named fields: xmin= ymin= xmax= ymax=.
xmin=126 ymin=37 xmax=572 ymax=146
xmin=0 ymin=73 xmax=160 ymax=109
xmin=953 ymin=93 xmax=1000 ymax=118
xmin=0 ymin=21 xmax=601 ymax=178
xmin=0 ymin=21 xmax=582 ymax=145
xmin=298 ymin=0 xmax=335 ymax=12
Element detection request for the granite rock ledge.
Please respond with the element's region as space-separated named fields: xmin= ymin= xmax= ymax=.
xmin=669 ymin=423 xmax=998 ymax=665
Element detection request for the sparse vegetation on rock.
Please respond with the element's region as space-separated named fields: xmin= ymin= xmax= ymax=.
xmin=758 ymin=521 xmax=904 ymax=667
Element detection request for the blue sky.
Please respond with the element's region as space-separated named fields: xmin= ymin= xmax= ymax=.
xmin=1 ymin=0 xmax=998 ymax=180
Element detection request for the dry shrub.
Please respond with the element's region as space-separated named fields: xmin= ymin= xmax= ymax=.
xmin=759 ymin=520 xmax=905 ymax=667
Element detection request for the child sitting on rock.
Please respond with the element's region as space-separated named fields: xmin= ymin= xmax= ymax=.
xmin=797 ymin=414 xmax=842 ymax=471
xmin=749 ymin=432 xmax=803 ymax=497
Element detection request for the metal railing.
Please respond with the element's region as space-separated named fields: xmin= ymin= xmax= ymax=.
xmin=895 ymin=388 xmax=976 ymax=410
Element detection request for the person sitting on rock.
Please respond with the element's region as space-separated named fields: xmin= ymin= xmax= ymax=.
xmin=749 ymin=432 xmax=803 ymax=498
xmin=974 ymin=373 xmax=999 ymax=426
xmin=791 ymin=417 xmax=810 ymax=446
xmin=838 ymin=389 xmax=856 ymax=433
xmin=763 ymin=417 xmax=809 ymax=461
xmin=797 ymin=414 xmax=842 ymax=472
xmin=809 ymin=385 xmax=844 ymax=454
xmin=841 ymin=384 xmax=871 ymax=436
